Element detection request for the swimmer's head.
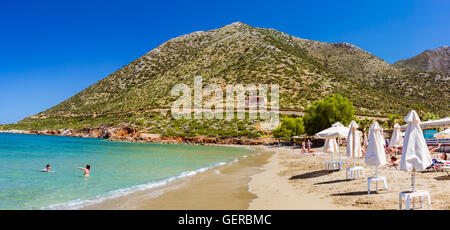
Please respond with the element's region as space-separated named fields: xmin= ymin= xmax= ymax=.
xmin=46 ymin=164 xmax=51 ymax=169
xmin=86 ymin=164 xmax=90 ymax=170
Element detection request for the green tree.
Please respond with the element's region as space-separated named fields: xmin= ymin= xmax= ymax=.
xmin=387 ymin=114 xmax=401 ymax=129
xmin=421 ymin=112 xmax=439 ymax=121
xmin=377 ymin=119 xmax=387 ymax=129
xmin=303 ymin=94 xmax=355 ymax=135
xmin=272 ymin=117 xmax=305 ymax=141
xmin=357 ymin=118 xmax=373 ymax=133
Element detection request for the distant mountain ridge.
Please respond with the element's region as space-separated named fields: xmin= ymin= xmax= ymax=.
xmin=395 ymin=46 xmax=449 ymax=75
xmin=2 ymin=22 xmax=449 ymax=133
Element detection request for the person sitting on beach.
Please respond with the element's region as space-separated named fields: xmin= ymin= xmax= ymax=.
xmin=40 ymin=164 xmax=52 ymax=172
xmin=77 ymin=164 xmax=90 ymax=177
xmin=389 ymin=156 xmax=400 ymax=169
xmin=386 ymin=147 xmax=398 ymax=156
xmin=440 ymin=152 xmax=448 ymax=161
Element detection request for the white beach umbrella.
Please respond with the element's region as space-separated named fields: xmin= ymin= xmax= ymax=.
xmin=434 ymin=128 xmax=450 ymax=139
xmin=389 ymin=123 xmax=403 ymax=148
xmin=346 ymin=120 xmax=362 ymax=166
xmin=324 ymin=138 xmax=339 ymax=153
xmin=315 ymin=122 xmax=350 ymax=162
xmin=365 ymin=121 xmax=386 ymax=178
xmin=400 ymin=110 xmax=433 ymax=192
xmin=315 ymin=122 xmax=350 ymax=139
xmin=323 ymin=138 xmax=339 ymax=163
xmin=400 ymin=117 xmax=450 ymax=129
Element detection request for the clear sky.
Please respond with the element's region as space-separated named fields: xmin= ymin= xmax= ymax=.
xmin=0 ymin=0 xmax=448 ymax=124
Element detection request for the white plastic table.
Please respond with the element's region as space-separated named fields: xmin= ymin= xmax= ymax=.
xmin=367 ymin=176 xmax=388 ymax=194
xmin=346 ymin=166 xmax=365 ymax=180
xmin=399 ymin=191 xmax=431 ymax=210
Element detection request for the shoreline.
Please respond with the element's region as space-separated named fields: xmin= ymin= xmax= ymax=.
xmin=81 ymin=146 xmax=273 ymax=210
xmin=0 ymin=130 xmax=271 ymax=146
xmin=5 ymin=132 xmax=450 ymax=210
xmin=79 ymin=145 xmax=358 ymax=210
xmin=77 ymin=145 xmax=358 ymax=210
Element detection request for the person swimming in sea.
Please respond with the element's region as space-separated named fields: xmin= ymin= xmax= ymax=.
xmin=76 ymin=164 xmax=90 ymax=177
xmin=40 ymin=164 xmax=54 ymax=173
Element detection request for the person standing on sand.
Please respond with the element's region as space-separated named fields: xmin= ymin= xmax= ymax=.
xmin=77 ymin=164 xmax=90 ymax=177
xmin=302 ymin=140 xmax=306 ymax=154
xmin=307 ymin=139 xmax=312 ymax=154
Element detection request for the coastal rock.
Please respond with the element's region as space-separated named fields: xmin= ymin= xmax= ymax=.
xmin=111 ymin=126 xmax=137 ymax=138
xmin=139 ymin=133 xmax=161 ymax=140
xmin=10 ymin=126 xmax=270 ymax=146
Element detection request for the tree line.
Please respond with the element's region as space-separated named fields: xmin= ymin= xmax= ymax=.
xmin=272 ymin=94 xmax=441 ymax=141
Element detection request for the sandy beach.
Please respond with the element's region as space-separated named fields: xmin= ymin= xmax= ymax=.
xmin=83 ymin=145 xmax=272 ymax=210
xmin=83 ymin=144 xmax=450 ymax=210
xmin=249 ymin=146 xmax=354 ymax=210
xmin=250 ymin=145 xmax=450 ymax=210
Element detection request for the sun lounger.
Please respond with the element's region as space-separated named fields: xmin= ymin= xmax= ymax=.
xmin=441 ymin=160 xmax=450 ymax=176
xmin=427 ymin=159 xmax=450 ymax=174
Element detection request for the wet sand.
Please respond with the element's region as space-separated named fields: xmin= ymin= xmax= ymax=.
xmin=83 ymin=144 xmax=450 ymax=210
xmin=83 ymin=146 xmax=272 ymax=209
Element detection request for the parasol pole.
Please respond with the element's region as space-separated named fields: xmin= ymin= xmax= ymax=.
xmin=375 ymin=165 xmax=378 ymax=191
xmin=352 ymin=127 xmax=356 ymax=167
xmin=374 ymin=127 xmax=379 ymax=190
xmin=328 ymin=139 xmax=332 ymax=163
xmin=412 ymin=169 xmax=416 ymax=192
xmin=338 ymin=136 xmax=341 ymax=163
xmin=376 ymin=165 xmax=378 ymax=177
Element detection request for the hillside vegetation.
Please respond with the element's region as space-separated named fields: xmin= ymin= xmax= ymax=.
xmin=2 ymin=22 xmax=449 ymax=136
xmin=394 ymin=46 xmax=449 ymax=76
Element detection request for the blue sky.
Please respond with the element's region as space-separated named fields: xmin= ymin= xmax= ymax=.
xmin=0 ymin=0 xmax=448 ymax=124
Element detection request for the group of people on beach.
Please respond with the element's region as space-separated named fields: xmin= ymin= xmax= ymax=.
xmin=383 ymin=141 xmax=445 ymax=169
xmin=41 ymin=164 xmax=91 ymax=177
xmin=296 ymin=136 xmax=447 ymax=168
xmin=301 ymin=139 xmax=313 ymax=154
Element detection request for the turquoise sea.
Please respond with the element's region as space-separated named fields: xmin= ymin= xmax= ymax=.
xmin=0 ymin=133 xmax=252 ymax=210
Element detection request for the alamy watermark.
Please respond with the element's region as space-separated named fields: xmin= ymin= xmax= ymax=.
xmin=170 ymin=76 xmax=279 ymax=130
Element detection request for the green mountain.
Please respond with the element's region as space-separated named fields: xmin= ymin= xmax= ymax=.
xmin=394 ymin=46 xmax=449 ymax=75
xmin=2 ymin=22 xmax=449 ymax=135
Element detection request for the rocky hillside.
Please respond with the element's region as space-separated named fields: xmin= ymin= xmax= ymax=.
xmin=2 ymin=22 xmax=449 ymax=135
xmin=395 ymin=46 xmax=449 ymax=75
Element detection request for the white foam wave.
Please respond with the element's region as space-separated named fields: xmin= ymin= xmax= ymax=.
xmin=43 ymin=161 xmax=227 ymax=210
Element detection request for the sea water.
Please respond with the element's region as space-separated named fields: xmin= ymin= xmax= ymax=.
xmin=0 ymin=133 xmax=252 ymax=209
